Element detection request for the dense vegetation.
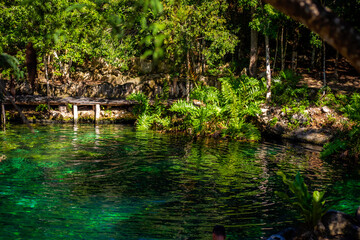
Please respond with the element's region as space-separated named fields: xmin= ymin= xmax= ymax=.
xmin=1 ymin=0 xmax=360 ymax=160
xmin=1 ymin=0 xmax=360 ymax=79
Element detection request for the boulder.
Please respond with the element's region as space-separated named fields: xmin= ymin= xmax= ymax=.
xmin=315 ymin=210 xmax=360 ymax=240
xmin=58 ymin=106 xmax=67 ymax=113
xmin=283 ymin=128 xmax=333 ymax=145
xmin=0 ymin=154 xmax=6 ymax=162
xmin=322 ymin=106 xmax=331 ymax=113
xmin=266 ymin=208 xmax=360 ymax=240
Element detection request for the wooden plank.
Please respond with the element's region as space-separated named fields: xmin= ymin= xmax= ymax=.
xmin=3 ymin=95 xmax=177 ymax=107
xmin=95 ymin=104 xmax=100 ymax=124
xmin=4 ymin=96 xmax=138 ymax=106
xmin=73 ymin=104 xmax=78 ymax=124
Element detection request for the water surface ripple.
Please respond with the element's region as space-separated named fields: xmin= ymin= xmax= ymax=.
xmin=0 ymin=124 xmax=359 ymax=239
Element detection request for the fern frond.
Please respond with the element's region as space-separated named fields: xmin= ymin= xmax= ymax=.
xmin=170 ymin=100 xmax=197 ymax=115
xmin=136 ymin=113 xmax=155 ymax=130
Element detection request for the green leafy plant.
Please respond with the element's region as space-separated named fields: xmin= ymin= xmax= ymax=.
xmin=271 ymin=70 xmax=309 ymax=107
xmin=127 ymin=92 xmax=150 ymax=116
xmin=269 ymin=116 xmax=278 ymax=126
xmin=35 ymin=104 xmax=49 ymax=112
xmin=170 ymin=98 xmax=222 ymax=134
xmin=127 ymin=92 xmax=169 ymax=130
xmin=322 ymin=93 xmax=360 ymax=160
xmin=275 ymin=171 xmax=329 ymax=228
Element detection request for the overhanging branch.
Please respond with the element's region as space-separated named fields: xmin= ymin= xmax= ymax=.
xmin=263 ymin=0 xmax=360 ymax=73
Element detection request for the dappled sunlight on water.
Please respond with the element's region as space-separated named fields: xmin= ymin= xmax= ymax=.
xmin=0 ymin=124 xmax=359 ymax=239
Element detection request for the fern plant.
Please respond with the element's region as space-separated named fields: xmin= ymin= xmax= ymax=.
xmin=170 ymin=99 xmax=222 ymax=134
xmin=218 ymin=75 xmax=264 ymax=140
xmin=322 ymin=93 xmax=360 ymax=160
xmin=127 ymin=92 xmax=169 ymax=130
xmin=219 ymin=75 xmax=264 ymax=119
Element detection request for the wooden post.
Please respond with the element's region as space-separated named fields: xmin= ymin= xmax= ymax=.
xmin=95 ymin=104 xmax=100 ymax=124
xmin=1 ymin=104 xmax=5 ymax=128
xmin=73 ymin=104 xmax=78 ymax=124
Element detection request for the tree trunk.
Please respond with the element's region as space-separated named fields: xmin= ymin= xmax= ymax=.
xmin=323 ymin=41 xmax=326 ymax=92
xmin=44 ymin=55 xmax=50 ymax=97
xmin=311 ymin=47 xmax=316 ymax=69
xmin=292 ymin=29 xmax=299 ymax=71
xmin=53 ymin=51 xmax=64 ymax=82
xmin=273 ymin=30 xmax=279 ymax=70
xmin=264 ymin=0 xmax=360 ymax=73
xmin=1 ymin=103 xmax=5 ymax=129
xmin=249 ymin=28 xmax=259 ymax=77
xmin=186 ymin=46 xmax=191 ymax=102
xmin=67 ymin=59 xmax=73 ymax=80
xmin=197 ymin=40 xmax=201 ymax=74
xmin=335 ymin=50 xmax=339 ymax=80
xmin=249 ymin=7 xmax=259 ymax=77
xmin=291 ymin=50 xmax=297 ymax=71
xmin=265 ymin=34 xmax=272 ymax=101
xmin=25 ymin=42 xmax=37 ymax=94
xmin=281 ymin=27 xmax=284 ymax=71
xmin=201 ymin=38 xmax=205 ymax=74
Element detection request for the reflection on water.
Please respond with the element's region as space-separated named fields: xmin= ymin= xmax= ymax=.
xmin=0 ymin=124 xmax=359 ymax=240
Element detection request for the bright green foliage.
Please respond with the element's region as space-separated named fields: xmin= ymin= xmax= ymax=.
xmin=168 ymin=77 xmax=265 ymax=139
xmin=322 ymin=93 xmax=360 ymax=160
xmin=170 ymin=97 xmax=222 ymax=134
xmin=219 ymin=76 xmax=265 ymax=140
xmin=127 ymin=92 xmax=170 ymax=130
xmin=158 ymin=0 xmax=238 ymax=74
xmin=0 ymin=53 xmax=23 ymax=80
xmin=128 ymin=75 xmax=265 ymax=140
xmin=220 ymin=75 xmax=265 ymax=119
xmin=342 ymin=93 xmax=360 ymax=121
xmin=275 ymin=171 xmax=329 ymax=228
xmin=35 ymin=104 xmax=49 ymax=112
xmin=310 ymin=32 xmax=322 ymax=49
xmin=127 ymin=92 xmax=150 ymax=116
xmin=170 ymin=85 xmax=223 ymax=134
xmin=271 ymin=70 xmax=307 ymax=106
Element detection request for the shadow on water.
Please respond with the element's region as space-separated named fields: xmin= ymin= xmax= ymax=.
xmin=0 ymin=124 xmax=359 ymax=239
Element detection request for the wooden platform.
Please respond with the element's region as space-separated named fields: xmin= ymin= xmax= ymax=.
xmin=1 ymin=95 xmax=176 ymax=125
xmin=4 ymin=95 xmax=137 ymax=106
xmin=2 ymin=95 xmax=138 ymax=125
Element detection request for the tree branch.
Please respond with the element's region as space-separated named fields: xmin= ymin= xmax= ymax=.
xmin=263 ymin=0 xmax=360 ymax=73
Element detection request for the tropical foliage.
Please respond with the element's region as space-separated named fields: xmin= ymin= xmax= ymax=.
xmin=322 ymin=93 xmax=360 ymax=160
xmin=275 ymin=171 xmax=329 ymax=229
xmin=129 ymin=75 xmax=265 ymax=141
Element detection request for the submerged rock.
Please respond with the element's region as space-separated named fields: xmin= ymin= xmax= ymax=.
xmin=266 ymin=228 xmax=296 ymax=240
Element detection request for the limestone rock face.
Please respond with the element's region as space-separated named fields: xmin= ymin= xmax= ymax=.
xmin=283 ymin=128 xmax=333 ymax=145
xmin=255 ymin=105 xmax=344 ymax=145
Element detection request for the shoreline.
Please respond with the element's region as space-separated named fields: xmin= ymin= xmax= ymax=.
xmin=1 ymin=94 xmax=342 ymax=146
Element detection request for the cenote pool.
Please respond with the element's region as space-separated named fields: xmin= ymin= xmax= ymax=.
xmin=0 ymin=124 xmax=359 ymax=239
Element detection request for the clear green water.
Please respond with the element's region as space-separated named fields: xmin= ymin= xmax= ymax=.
xmin=0 ymin=124 xmax=359 ymax=240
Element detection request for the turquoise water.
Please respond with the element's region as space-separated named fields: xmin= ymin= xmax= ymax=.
xmin=0 ymin=124 xmax=359 ymax=239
